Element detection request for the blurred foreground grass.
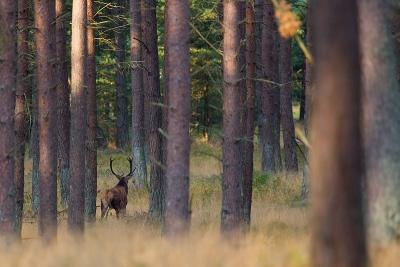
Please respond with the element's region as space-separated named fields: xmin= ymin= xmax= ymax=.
xmin=5 ymin=138 xmax=398 ymax=267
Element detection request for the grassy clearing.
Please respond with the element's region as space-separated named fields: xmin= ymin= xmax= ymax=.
xmin=5 ymin=139 xmax=399 ymax=267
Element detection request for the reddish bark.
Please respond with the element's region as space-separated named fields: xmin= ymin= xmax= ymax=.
xmin=69 ymin=0 xmax=87 ymax=234
xmin=310 ymin=0 xmax=366 ymax=266
xmin=242 ymin=0 xmax=256 ymax=227
xmin=163 ymin=0 xmax=191 ymax=236
xmin=34 ymin=0 xmax=58 ymax=241
xmin=56 ymin=0 xmax=71 ymax=208
xmin=221 ymin=0 xmax=242 ymax=235
xmin=85 ymin=0 xmax=97 ymax=223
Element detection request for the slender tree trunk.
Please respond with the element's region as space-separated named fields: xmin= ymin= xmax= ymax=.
xmin=241 ymin=0 xmax=255 ymax=228
xmin=280 ymin=38 xmax=298 ymax=172
xmin=31 ymin=83 xmax=40 ymax=216
xmin=85 ymin=0 xmax=97 ymax=223
xmin=14 ymin=0 xmax=29 ymax=237
xmin=359 ymin=0 xmax=400 ymax=244
xmin=56 ymin=0 xmax=71 ymax=209
xmin=301 ymin=0 xmax=313 ymax=200
xmin=310 ymin=1 xmax=366 ymax=267
xmin=69 ymin=0 xmax=87 ymax=234
xmin=254 ymin=0 xmax=263 ymax=151
xmin=299 ymin=63 xmax=305 ymax=121
xmin=143 ymin=0 xmax=165 ymax=220
xmin=260 ymin=0 xmax=281 ymax=173
xmin=0 ymin=0 xmax=17 ymax=243
xmin=34 ymin=0 xmax=58 ymax=241
xmin=115 ymin=0 xmax=129 ymax=149
xmin=130 ymin=0 xmax=147 ymax=188
xmin=163 ymin=0 xmax=191 ymax=236
xmin=202 ymin=86 xmax=210 ymax=140
xmin=221 ymin=0 xmax=242 ymax=235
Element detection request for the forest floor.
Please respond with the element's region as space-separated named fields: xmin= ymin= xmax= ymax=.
xmin=1 ymin=136 xmax=399 ymax=267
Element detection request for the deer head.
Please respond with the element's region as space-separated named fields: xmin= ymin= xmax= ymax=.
xmin=109 ymin=157 xmax=135 ymax=186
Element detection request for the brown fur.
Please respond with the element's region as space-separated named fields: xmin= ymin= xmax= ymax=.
xmin=100 ymin=158 xmax=135 ymax=219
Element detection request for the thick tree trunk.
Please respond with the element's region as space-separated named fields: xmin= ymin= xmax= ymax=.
xmin=163 ymin=0 xmax=191 ymax=236
xmin=14 ymin=0 xmax=29 ymax=237
xmin=56 ymin=0 xmax=71 ymax=209
xmin=115 ymin=0 xmax=129 ymax=149
xmin=143 ymin=0 xmax=165 ymax=220
xmin=310 ymin=1 xmax=366 ymax=267
xmin=34 ymin=0 xmax=58 ymax=241
xmin=241 ymin=0 xmax=255 ymax=228
xmin=280 ymin=38 xmax=298 ymax=172
xmin=359 ymin=0 xmax=400 ymax=244
xmin=0 ymin=0 xmax=17 ymax=243
xmin=85 ymin=0 xmax=97 ymax=223
xmin=69 ymin=0 xmax=87 ymax=234
xmin=220 ymin=0 xmax=242 ymax=235
xmin=260 ymin=0 xmax=281 ymax=173
xmin=130 ymin=0 xmax=147 ymax=188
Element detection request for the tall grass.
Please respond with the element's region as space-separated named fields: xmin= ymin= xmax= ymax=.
xmin=4 ymin=139 xmax=398 ymax=267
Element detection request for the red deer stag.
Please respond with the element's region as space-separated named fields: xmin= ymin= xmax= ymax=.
xmin=100 ymin=157 xmax=135 ymax=219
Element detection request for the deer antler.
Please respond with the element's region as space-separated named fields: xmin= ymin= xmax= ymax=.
xmin=110 ymin=157 xmax=123 ymax=180
xmin=127 ymin=157 xmax=136 ymax=177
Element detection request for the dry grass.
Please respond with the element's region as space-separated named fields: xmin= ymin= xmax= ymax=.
xmin=3 ymin=139 xmax=399 ymax=267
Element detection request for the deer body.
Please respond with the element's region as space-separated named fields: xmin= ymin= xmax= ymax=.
xmin=100 ymin=158 xmax=135 ymax=219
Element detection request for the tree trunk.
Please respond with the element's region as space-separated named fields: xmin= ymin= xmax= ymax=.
xmin=69 ymin=0 xmax=87 ymax=234
xmin=0 ymin=0 xmax=17 ymax=243
xmin=254 ymin=0 xmax=263 ymax=151
xmin=85 ymin=0 xmax=97 ymax=223
xmin=163 ymin=0 xmax=191 ymax=236
xmin=241 ymin=0 xmax=256 ymax=228
xmin=260 ymin=0 xmax=281 ymax=173
xmin=14 ymin=0 xmax=29 ymax=238
xmin=115 ymin=0 xmax=129 ymax=149
xmin=359 ymin=0 xmax=400 ymax=244
xmin=34 ymin=0 xmax=58 ymax=241
xmin=31 ymin=83 xmax=40 ymax=216
xmin=143 ymin=0 xmax=165 ymax=220
xmin=56 ymin=0 xmax=71 ymax=209
xmin=310 ymin=1 xmax=366 ymax=267
xmin=301 ymin=0 xmax=313 ymax=200
xmin=130 ymin=0 xmax=147 ymax=188
xmin=220 ymin=0 xmax=242 ymax=235
xmin=280 ymin=37 xmax=298 ymax=172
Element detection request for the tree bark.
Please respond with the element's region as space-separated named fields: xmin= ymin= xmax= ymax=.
xmin=56 ymin=0 xmax=71 ymax=209
xmin=241 ymin=0 xmax=256 ymax=228
xmin=31 ymin=83 xmax=40 ymax=216
xmin=115 ymin=0 xmax=129 ymax=149
xmin=34 ymin=0 xmax=58 ymax=241
xmin=69 ymin=0 xmax=87 ymax=234
xmin=359 ymin=0 xmax=400 ymax=244
xmin=280 ymin=37 xmax=298 ymax=172
xmin=310 ymin=1 xmax=366 ymax=267
xmin=163 ymin=0 xmax=191 ymax=236
xmin=143 ymin=0 xmax=165 ymax=220
xmin=260 ymin=0 xmax=281 ymax=173
xmin=14 ymin=0 xmax=29 ymax=238
xmin=85 ymin=0 xmax=97 ymax=223
xmin=221 ymin=0 xmax=242 ymax=235
xmin=130 ymin=0 xmax=147 ymax=188
xmin=254 ymin=0 xmax=263 ymax=151
xmin=0 ymin=0 xmax=17 ymax=243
